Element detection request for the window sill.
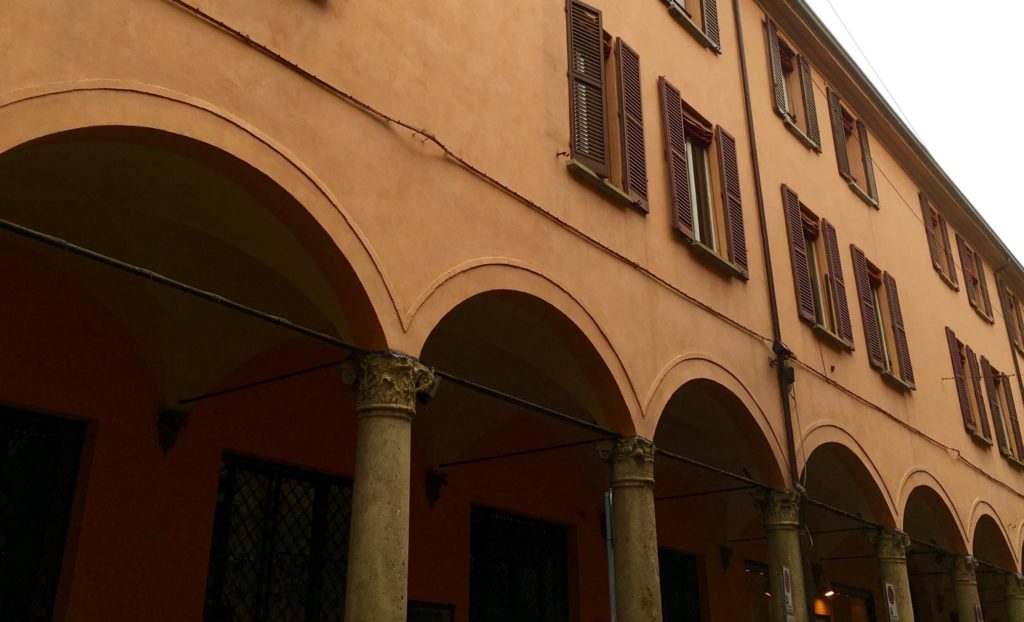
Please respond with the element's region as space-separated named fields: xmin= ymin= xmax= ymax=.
xmin=782 ymin=116 xmax=821 ymax=152
xmin=812 ymin=323 xmax=853 ymax=352
xmin=688 ymin=240 xmax=748 ymax=280
xmin=567 ymin=159 xmax=648 ymax=214
xmin=847 ymin=180 xmax=879 ymax=209
xmin=968 ymin=429 xmax=993 ymax=447
xmin=969 ymin=303 xmax=995 ymax=325
xmin=935 ymin=268 xmax=959 ymax=292
xmin=666 ymin=3 xmax=722 ymax=54
xmin=1005 ymin=455 xmax=1024 ymax=469
xmin=880 ymin=369 xmax=915 ymax=392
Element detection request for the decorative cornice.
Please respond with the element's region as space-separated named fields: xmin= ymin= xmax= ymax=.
xmin=953 ymin=555 xmax=979 ymax=584
xmin=757 ymin=490 xmax=801 ymax=527
xmin=871 ymin=529 xmax=911 ymax=561
xmin=341 ymin=351 xmax=438 ymax=417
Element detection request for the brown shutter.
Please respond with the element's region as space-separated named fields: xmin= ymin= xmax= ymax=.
xmin=717 ymin=127 xmax=747 ymax=275
xmin=975 ymin=250 xmax=993 ymax=319
xmin=702 ymin=0 xmax=720 ymax=49
xmin=766 ymin=21 xmax=787 ymax=116
xmin=937 ymin=212 xmax=958 ymax=286
xmin=798 ymin=56 xmax=820 ymax=148
xmin=567 ymin=0 xmax=609 ymax=177
xmin=883 ymin=272 xmax=914 ymax=386
xmin=827 ymin=89 xmax=851 ymax=181
xmin=821 ymin=219 xmax=853 ymax=344
xmin=997 ymin=278 xmax=1020 ymax=350
xmin=919 ymin=193 xmax=942 ymax=271
xmin=659 ymin=77 xmax=693 ymax=239
xmin=616 ymin=39 xmax=649 ymax=211
xmin=947 ymin=327 xmax=974 ymax=433
xmin=856 ymin=120 xmax=878 ymax=202
xmin=956 ymin=233 xmax=978 ymax=309
xmin=783 ymin=186 xmax=815 ymax=322
xmin=1002 ymin=375 xmax=1024 ymax=457
xmin=981 ymin=357 xmax=1008 ymax=453
xmin=966 ymin=346 xmax=992 ymax=441
xmin=851 ymin=245 xmax=884 ymax=369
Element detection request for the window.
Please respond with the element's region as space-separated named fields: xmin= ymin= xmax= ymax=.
xmin=824 ymin=585 xmax=875 ymax=622
xmin=997 ymin=278 xmax=1024 ymax=354
xmin=979 ymin=358 xmax=1024 ymax=459
xmin=203 ymin=455 xmax=353 ymax=622
xmin=919 ymin=192 xmax=959 ymax=290
xmin=660 ymin=76 xmax=749 ymax=278
xmin=664 ymin=0 xmax=721 ymax=52
xmin=945 ymin=328 xmax=994 ymax=445
xmin=566 ymin=0 xmax=649 ymax=211
xmin=766 ymin=21 xmax=820 ymax=150
xmin=743 ymin=561 xmax=771 ymax=622
xmin=955 ymin=233 xmax=994 ymax=322
xmin=781 ymin=185 xmax=854 ymax=349
xmin=659 ymin=548 xmax=704 ymax=622
xmin=827 ymin=89 xmax=878 ymax=207
xmin=850 ymin=246 xmax=915 ymax=389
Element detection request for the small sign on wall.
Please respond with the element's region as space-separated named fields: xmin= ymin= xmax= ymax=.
xmin=975 ymin=604 xmax=984 ymax=622
xmin=884 ymin=583 xmax=899 ymax=621
xmin=783 ymin=566 xmax=794 ymax=614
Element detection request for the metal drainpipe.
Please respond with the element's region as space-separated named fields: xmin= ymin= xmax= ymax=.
xmin=730 ymin=1 xmax=816 ymax=621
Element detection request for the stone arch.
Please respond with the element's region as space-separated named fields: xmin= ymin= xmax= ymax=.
xmin=899 ymin=473 xmax=969 ymax=554
xmin=969 ymin=502 xmax=1018 ymax=571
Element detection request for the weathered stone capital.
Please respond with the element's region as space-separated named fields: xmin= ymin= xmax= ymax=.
xmin=871 ymin=529 xmax=911 ymax=561
xmin=341 ymin=351 xmax=438 ymax=417
xmin=953 ymin=555 xmax=979 ymax=584
xmin=597 ymin=436 xmax=655 ymax=486
xmin=1007 ymin=574 xmax=1024 ymax=600
xmin=756 ymin=489 xmax=801 ymax=527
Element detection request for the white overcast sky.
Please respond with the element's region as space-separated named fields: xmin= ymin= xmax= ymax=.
xmin=802 ymin=0 xmax=1024 ymax=260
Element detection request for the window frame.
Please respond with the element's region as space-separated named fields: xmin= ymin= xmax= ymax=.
xmin=851 ymin=246 xmax=915 ymax=390
xmin=919 ymin=192 xmax=959 ymax=291
xmin=665 ymin=0 xmax=722 ymax=53
xmin=827 ymin=89 xmax=878 ymax=208
xmin=955 ymin=233 xmax=995 ymax=323
xmin=766 ymin=21 xmax=821 ymax=151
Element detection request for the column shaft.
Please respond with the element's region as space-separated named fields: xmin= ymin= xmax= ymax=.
xmin=1006 ymin=574 xmax=1024 ymax=622
xmin=760 ymin=491 xmax=809 ymax=622
xmin=952 ymin=556 xmax=982 ymax=622
xmin=873 ymin=529 xmax=915 ymax=622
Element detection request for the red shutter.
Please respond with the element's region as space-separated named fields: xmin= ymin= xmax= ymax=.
xmin=947 ymin=327 xmax=974 ymax=433
xmin=702 ymin=0 xmax=720 ymax=49
xmin=717 ymin=127 xmax=748 ymax=275
xmin=1002 ymin=375 xmax=1024 ymax=458
xmin=966 ymin=346 xmax=992 ymax=441
xmin=981 ymin=357 xmax=1009 ymax=454
xmin=919 ymin=193 xmax=942 ymax=271
xmin=766 ymin=21 xmax=786 ymax=116
xmin=937 ymin=212 xmax=958 ymax=286
xmin=821 ymin=219 xmax=853 ymax=345
xmin=883 ymin=272 xmax=914 ymax=386
xmin=798 ymin=57 xmax=820 ymax=148
xmin=856 ymin=120 xmax=878 ymax=202
xmin=827 ymin=89 xmax=851 ymax=181
xmin=851 ymin=245 xmax=884 ymax=369
xmin=783 ymin=186 xmax=815 ymax=323
xmin=975 ymin=250 xmax=993 ymax=319
xmin=659 ymin=77 xmax=693 ymax=239
xmin=567 ymin=0 xmax=609 ymax=177
xmin=616 ymin=39 xmax=648 ymax=211
xmin=956 ymin=233 xmax=979 ymax=309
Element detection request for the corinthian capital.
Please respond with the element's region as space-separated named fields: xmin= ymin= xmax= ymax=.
xmin=953 ymin=555 xmax=978 ymax=583
xmin=341 ymin=351 xmax=438 ymax=417
xmin=757 ymin=489 xmax=801 ymax=527
xmin=871 ymin=529 xmax=911 ymax=560
xmin=597 ymin=436 xmax=655 ymax=485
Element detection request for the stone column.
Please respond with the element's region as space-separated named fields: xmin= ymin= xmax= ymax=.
xmin=872 ymin=529 xmax=915 ymax=622
xmin=952 ymin=555 xmax=983 ymax=622
xmin=598 ymin=436 xmax=663 ymax=622
xmin=341 ymin=351 xmax=438 ymax=622
xmin=1005 ymin=574 xmax=1024 ymax=622
xmin=759 ymin=490 xmax=809 ymax=622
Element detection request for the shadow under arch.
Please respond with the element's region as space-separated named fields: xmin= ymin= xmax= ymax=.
xmin=970 ymin=504 xmax=1017 ymax=571
xmin=901 ymin=482 xmax=968 ymax=554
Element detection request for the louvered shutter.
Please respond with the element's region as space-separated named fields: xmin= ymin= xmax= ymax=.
xmin=1002 ymin=375 xmax=1024 ymax=457
xmin=766 ymin=21 xmax=787 ymax=116
xmin=981 ymin=357 xmax=1011 ymax=455
xmin=883 ymin=272 xmax=914 ymax=386
xmin=997 ymin=278 xmax=1020 ymax=350
xmin=616 ymin=39 xmax=649 ymax=211
xmin=702 ymin=0 xmax=720 ymax=49
xmin=660 ymin=77 xmax=693 ymax=239
xmin=821 ymin=219 xmax=853 ymax=344
xmin=851 ymin=245 xmax=884 ymax=369
xmin=938 ymin=212 xmax=958 ymax=286
xmin=856 ymin=120 xmax=878 ymax=202
xmin=956 ymin=233 xmax=979 ymax=309
xmin=783 ymin=186 xmax=815 ymax=322
xmin=798 ymin=57 xmax=820 ymax=148
xmin=567 ymin=0 xmax=609 ymax=177
xmin=975 ymin=251 xmax=993 ymax=318
xmin=946 ymin=327 xmax=974 ymax=432
xmin=966 ymin=346 xmax=992 ymax=441
xmin=827 ymin=89 xmax=851 ymax=180
xmin=920 ymin=193 xmax=942 ymax=270
xmin=717 ymin=127 xmax=747 ymax=275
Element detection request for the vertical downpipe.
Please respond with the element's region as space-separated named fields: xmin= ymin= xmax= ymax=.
xmin=605 ymin=489 xmax=618 ymax=622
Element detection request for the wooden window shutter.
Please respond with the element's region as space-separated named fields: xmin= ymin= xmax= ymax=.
xmin=827 ymin=89 xmax=851 ymax=181
xmin=956 ymin=233 xmax=979 ymax=309
xmin=980 ymin=357 xmax=1011 ymax=455
xmin=919 ymin=193 xmax=942 ymax=271
xmin=946 ymin=327 xmax=974 ymax=433
xmin=798 ymin=57 xmax=820 ymax=148
xmin=851 ymin=245 xmax=884 ymax=369
xmin=856 ymin=120 xmax=878 ymax=201
xmin=1001 ymin=375 xmax=1024 ymax=457
xmin=717 ymin=127 xmax=748 ymax=275
xmin=997 ymin=278 xmax=1020 ymax=350
xmin=615 ymin=39 xmax=649 ymax=211
xmin=966 ymin=346 xmax=992 ymax=441
xmin=766 ymin=21 xmax=787 ymax=116
xmin=659 ymin=77 xmax=693 ymax=239
xmin=782 ymin=186 xmax=815 ymax=322
xmin=883 ymin=272 xmax=914 ymax=386
xmin=975 ymin=250 xmax=993 ymax=318
xmin=937 ymin=213 xmax=958 ymax=286
xmin=567 ymin=0 xmax=609 ymax=177
xmin=702 ymin=0 xmax=721 ymax=49
xmin=821 ymin=219 xmax=854 ymax=345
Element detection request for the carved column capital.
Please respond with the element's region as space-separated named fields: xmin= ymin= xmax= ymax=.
xmin=872 ymin=529 xmax=912 ymax=561
xmin=953 ymin=555 xmax=979 ymax=584
xmin=597 ymin=436 xmax=655 ymax=487
xmin=1007 ymin=574 xmax=1024 ymax=600
xmin=757 ymin=489 xmax=801 ymax=527
xmin=341 ymin=351 xmax=439 ymax=418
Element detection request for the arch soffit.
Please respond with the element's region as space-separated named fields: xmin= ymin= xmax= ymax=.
xmin=0 ymin=81 xmax=401 ymax=347
xmin=799 ymin=424 xmax=898 ymax=527
xmin=642 ymin=353 xmax=787 ymax=481
xmin=967 ymin=500 xmax=1018 ymax=569
xmin=405 ymin=257 xmax=642 ymax=429
xmin=896 ymin=470 xmax=969 ymax=550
